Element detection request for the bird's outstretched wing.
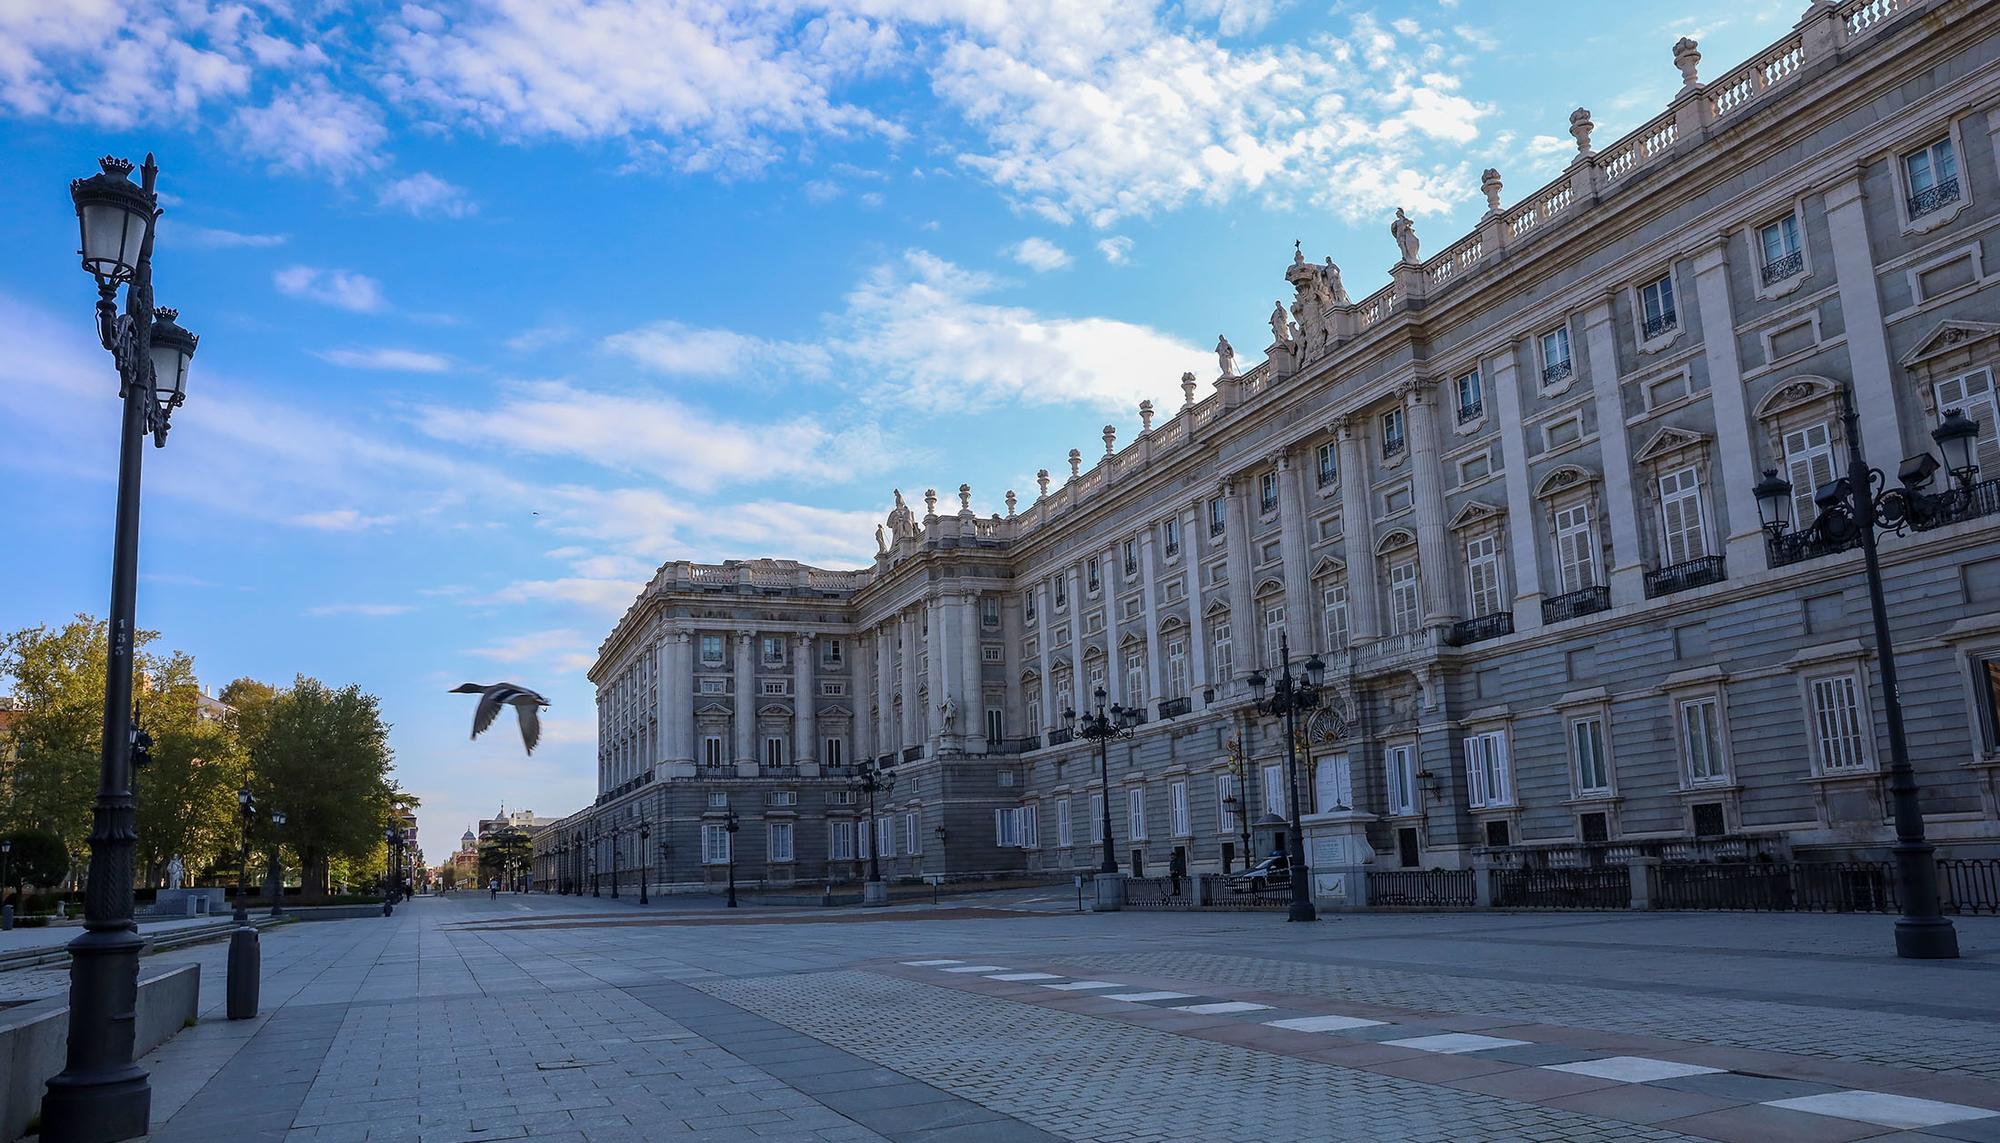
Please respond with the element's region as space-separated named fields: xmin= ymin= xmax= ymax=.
xmin=517 ymin=702 xmax=542 ymax=755
xmin=471 ymin=688 xmax=507 ymax=740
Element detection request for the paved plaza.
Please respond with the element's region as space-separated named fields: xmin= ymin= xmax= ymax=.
xmin=12 ymin=893 xmax=1998 ymax=1142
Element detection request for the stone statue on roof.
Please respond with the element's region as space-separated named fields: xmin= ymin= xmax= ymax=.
xmin=1216 ymin=335 xmax=1236 ymax=378
xmin=1391 ymin=208 xmax=1421 ymax=264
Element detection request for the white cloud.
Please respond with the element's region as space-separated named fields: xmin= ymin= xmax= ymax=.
xmin=468 ymin=629 xmax=596 ymax=672
xmin=231 ymin=82 xmax=388 ymax=178
xmin=379 ymin=171 xmax=477 ymax=219
xmin=306 ymin=602 xmax=414 ymax=617
xmin=1007 ymin=237 xmax=1072 ymax=272
xmin=288 ymin=508 xmax=394 ymax=531
xmin=1182 ymin=0 xmax=1286 ymax=37
xmin=275 ymin=266 xmax=386 ymax=313
xmin=601 ymin=320 xmax=832 ymax=380
xmin=315 ymin=348 xmax=452 ymax=372
xmin=0 ymin=3 xmax=254 ymax=126
xmin=1096 ymin=236 xmax=1133 ymax=264
xmin=163 ymin=224 xmax=289 ymax=250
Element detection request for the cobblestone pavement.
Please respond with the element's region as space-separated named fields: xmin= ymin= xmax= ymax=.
xmin=13 ymin=892 xmax=1987 ymax=1141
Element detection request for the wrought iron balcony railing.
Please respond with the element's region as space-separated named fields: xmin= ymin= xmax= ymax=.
xmin=1542 ymin=359 xmax=1573 ymax=385
xmin=1157 ymin=696 xmax=1192 ymax=719
xmin=1448 ymin=612 xmax=1514 ymax=646
xmin=1761 ymin=249 xmax=1804 ymax=285
xmin=1645 ymin=554 xmax=1726 ymax=597
xmin=1642 ymin=311 xmax=1677 ymax=339
xmin=1909 ymin=177 xmax=1961 ymax=219
xmin=1541 ymin=585 xmax=1611 ymax=624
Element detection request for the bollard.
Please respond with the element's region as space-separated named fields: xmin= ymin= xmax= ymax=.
xmin=1 ymin=903 xmax=11 ymax=931
xmin=226 ymin=925 xmax=260 ymax=1020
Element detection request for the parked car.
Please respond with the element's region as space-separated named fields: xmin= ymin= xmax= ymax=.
xmin=1228 ymin=855 xmax=1291 ymax=894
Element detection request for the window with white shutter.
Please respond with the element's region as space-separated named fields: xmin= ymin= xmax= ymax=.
xmin=1170 ymin=782 xmax=1190 ymax=837
xmin=1571 ymin=717 xmax=1610 ymax=794
xmin=1090 ymin=794 xmax=1104 ymax=843
xmin=1217 ymin=774 xmax=1239 ymax=832
xmin=1782 ymin=422 xmax=1838 ymax=532
xmin=1463 ymin=731 xmax=1512 ymax=808
xmin=877 ymin=817 xmax=895 ymax=857
xmin=1128 ymin=788 xmax=1148 ymax=840
xmin=1262 ymin=764 xmax=1285 ymax=819
xmin=1383 ymin=745 xmax=1417 ymax=816
xmin=1167 ymin=638 xmax=1188 ymax=696
xmin=1464 ymin=536 xmax=1503 ymax=617
xmin=1807 ymin=673 xmax=1869 ymax=773
xmin=1211 ymin=622 xmax=1233 ymax=684
xmin=1057 ymin=798 xmax=1073 ymax=848
xmin=904 ymin=812 xmax=918 ymax=854
xmin=1021 ymin=803 xmax=1039 ymax=849
xmin=768 ymin=822 xmax=794 ymax=863
xmin=1262 ymin=603 xmax=1286 ymax=663
xmin=858 ymin=817 xmax=872 ymax=860
xmin=702 ymin=824 xmax=731 ymax=865
xmin=1323 ymin=584 xmax=1349 ymax=650
xmin=1125 ymin=649 xmax=1145 ymax=708
xmin=828 ymin=820 xmax=855 ymax=860
xmin=1680 ymin=697 xmax=1729 ymax=785
xmin=1553 ymin=504 xmax=1596 ymax=592
xmin=1389 ymin=562 xmax=1420 ymax=634
xmin=1657 ymin=466 xmax=1709 ymax=566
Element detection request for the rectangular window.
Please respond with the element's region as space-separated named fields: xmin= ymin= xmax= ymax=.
xmin=1169 ymin=781 xmax=1190 ymax=837
xmin=986 ymin=707 xmax=1003 ymax=743
xmin=905 ymin=812 xmax=918 ymax=854
xmin=1262 ymin=764 xmax=1286 ymax=820
xmin=762 ymin=636 xmax=785 ymax=665
xmin=1808 ymin=673 xmax=1869 ymax=773
xmin=1455 ymin=369 xmax=1483 ymax=423
xmin=1759 ymin=214 xmax=1803 ymax=283
xmin=1057 ymin=798 xmax=1073 ymax=848
xmin=1384 ymin=745 xmax=1417 ymax=816
xmin=1217 ymin=773 xmax=1239 ymax=833
xmin=1020 ymin=803 xmax=1039 ymax=850
xmin=700 ymin=635 xmax=724 ymax=665
xmin=823 ymin=737 xmax=844 ymax=769
xmin=1211 ymin=622 xmax=1233 ymax=685
xmin=1540 ymin=326 xmax=1573 ymax=384
xmin=1904 ymin=136 xmax=1960 ymax=217
xmin=1054 ymin=575 xmax=1068 ymax=608
xmin=1162 ymin=516 xmax=1181 ymax=556
xmin=1090 ymin=794 xmax=1105 ymax=843
xmin=1166 ymin=637 xmax=1188 ymax=696
xmin=1658 ymin=466 xmax=1709 ymax=566
xmin=1128 ymin=788 xmax=1148 ymax=840
xmin=1640 ymin=273 xmax=1677 ymax=338
xmin=1681 ymin=696 xmax=1728 ymax=785
xmin=1322 ymin=583 xmax=1349 ymax=651
xmin=822 ymin=638 xmax=843 ymax=665
xmin=768 ymin=822 xmax=794 ymax=863
xmin=707 ymin=791 xmax=729 ymax=808
xmin=828 ymin=820 xmax=854 ymax=860
xmin=767 ymin=790 xmax=797 ymax=806
xmin=1026 ymin=691 xmax=1042 ymax=731
xmin=1465 ymin=535 xmax=1503 ymax=618
xmin=1208 ymin=497 xmax=1227 ymax=536
xmin=1463 ymin=731 xmax=1513 ymax=809
xmin=1262 ymin=603 xmax=1286 ymax=663
xmin=702 ymin=824 xmax=731 ymax=865
xmin=1123 ymin=539 xmax=1138 ymax=575
xmin=858 ymin=816 xmax=871 ymax=860
xmin=1086 ymin=557 xmax=1101 ymax=593
xmin=1934 ymin=368 xmax=2000 ymax=474
xmin=1389 ymin=561 xmax=1420 ymax=635
xmin=1553 ymin=504 xmax=1597 ymax=592
xmin=1571 ymin=716 xmax=1610 ymax=794
xmin=1782 ymin=422 xmax=1839 ymax=532
xmin=1087 ymin=658 xmax=1106 ymax=696
xmin=1259 ymin=471 xmax=1279 ymax=513
xmin=877 ymin=816 xmax=895 ymax=857
xmin=764 ymin=737 xmax=785 ymax=767
xmin=1316 ymin=442 xmax=1338 ymax=487
xmin=980 ymin=597 xmax=1000 ymax=628
xmin=703 ymin=736 xmax=724 ymax=767
xmin=1124 ymin=650 xmax=1145 ymax=708
xmin=1381 ymin=408 xmax=1407 ymax=457
xmin=1024 ymin=591 xmax=1037 ymax=622
xmin=820 ymin=680 xmax=846 ymax=697
xmin=1974 ymin=655 xmax=2000 ymax=753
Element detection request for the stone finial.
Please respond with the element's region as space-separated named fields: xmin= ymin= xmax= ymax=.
xmin=1480 ymin=168 xmax=1503 ymax=215
xmin=1005 ymin=489 xmax=1017 ymax=516
xmin=1673 ymin=37 xmax=1702 ymax=88
xmin=1569 ymin=107 xmax=1595 ymax=158
xmin=957 ymin=482 xmax=971 ymax=512
xmin=1138 ymin=400 xmax=1155 ymax=434
xmin=1181 ymin=371 xmax=1199 ymax=406
xmin=1102 ymin=424 xmax=1117 ymax=456
xmin=1036 ymin=468 xmax=1051 ymax=497
xmin=923 ymin=488 xmax=937 ymax=515
xmin=1067 ymin=448 xmax=1082 ymax=479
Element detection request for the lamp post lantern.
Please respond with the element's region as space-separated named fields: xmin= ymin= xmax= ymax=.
xmin=1067 ymin=687 xmax=1138 ymax=875
xmin=724 ymin=810 xmax=740 ymax=908
xmin=1246 ymin=634 xmax=1325 ymax=923
xmin=850 ymin=762 xmax=897 ymax=887
xmin=1748 ymin=384 xmax=1968 ymax=959
xmin=45 ymin=153 xmax=203 ymax=1143
xmin=267 ymin=809 xmax=287 ymax=918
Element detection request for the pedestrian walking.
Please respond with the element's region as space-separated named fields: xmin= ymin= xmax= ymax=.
xmin=1169 ymin=849 xmax=1187 ymax=897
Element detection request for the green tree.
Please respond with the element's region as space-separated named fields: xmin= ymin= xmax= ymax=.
xmin=479 ymin=827 xmax=532 ymax=889
xmin=2 ymin=829 xmax=73 ymax=895
xmin=245 ymin=677 xmax=398 ymax=901
xmin=134 ymin=652 xmax=250 ymax=885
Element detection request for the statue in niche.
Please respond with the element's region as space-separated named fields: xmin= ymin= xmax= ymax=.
xmin=1215 ymin=335 xmax=1236 ymax=378
xmin=1391 ymin=208 xmax=1421 ymax=264
xmin=938 ymin=695 xmax=957 ymax=735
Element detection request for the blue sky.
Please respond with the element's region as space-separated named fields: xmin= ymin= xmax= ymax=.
xmin=0 ymin=0 xmax=1791 ymax=857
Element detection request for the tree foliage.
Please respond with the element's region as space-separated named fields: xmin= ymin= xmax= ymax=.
xmin=242 ymin=676 xmax=398 ymax=900
xmin=479 ymin=826 xmax=532 ymax=885
xmin=134 ymin=651 xmax=249 ymax=883
xmin=2 ymin=829 xmax=72 ymax=891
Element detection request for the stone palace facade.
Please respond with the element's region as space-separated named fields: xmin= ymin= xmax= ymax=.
xmin=536 ymin=0 xmax=2000 ymax=901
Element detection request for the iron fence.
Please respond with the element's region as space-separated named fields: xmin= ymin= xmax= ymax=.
xmin=1123 ymin=876 xmax=1195 ymax=910
xmin=1645 ymin=554 xmax=1726 ymax=597
xmin=1493 ymin=865 xmax=1632 ymax=909
xmin=1939 ymin=858 xmax=2000 ymax=916
xmin=1367 ymin=868 xmax=1476 ymax=908
xmin=1650 ymin=861 xmax=1897 ymax=913
xmin=1198 ymin=874 xmax=1289 ymax=910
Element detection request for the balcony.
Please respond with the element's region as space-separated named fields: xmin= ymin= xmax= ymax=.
xmin=1209 ymin=520 xmax=1225 ymax=537
xmin=1906 ymin=476 xmax=2000 ymax=533
xmin=1456 ymin=398 xmax=1483 ymax=424
xmin=1769 ymin=527 xmax=1856 ymax=568
xmin=987 ymin=735 xmax=1041 ymax=755
xmin=1760 ymin=249 xmax=1804 ymax=285
xmin=1046 ymin=726 xmax=1075 ymax=746
xmin=1157 ymin=696 xmax=1192 ymax=719
xmin=1448 ymin=612 xmax=1514 ymax=646
xmin=1642 ymin=311 xmax=1677 ymax=339
xmin=1645 ymin=554 xmax=1727 ymax=597
xmin=1909 ymin=177 xmax=1961 ymax=219
xmin=1541 ymin=586 xmax=1610 ymax=624
xmin=901 ymin=745 xmax=923 ymax=763
xmin=1541 ymin=359 xmax=1573 ymax=386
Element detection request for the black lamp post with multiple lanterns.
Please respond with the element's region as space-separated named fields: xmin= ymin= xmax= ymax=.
xmin=1750 ymin=385 xmax=1975 ymax=960
xmin=1246 ymin=634 xmax=1325 ymax=924
xmin=1066 ymin=687 xmax=1138 ymax=875
xmin=850 ymin=762 xmax=897 ymax=887
xmin=43 ymin=152 xmax=201 ymax=1143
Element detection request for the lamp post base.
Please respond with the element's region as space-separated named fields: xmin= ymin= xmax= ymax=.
xmin=1287 ymin=898 xmax=1318 ymax=923
xmin=862 ymin=880 xmax=889 ymax=906
xmin=42 ymin=927 xmax=152 ymax=1143
xmin=39 ymin=1071 xmax=150 ymax=1143
xmin=1895 ymin=917 xmax=1960 ymax=960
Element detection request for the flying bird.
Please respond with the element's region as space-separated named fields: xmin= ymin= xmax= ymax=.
xmin=451 ymin=682 xmax=550 ymax=755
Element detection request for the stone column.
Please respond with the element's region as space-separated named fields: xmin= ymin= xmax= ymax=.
xmin=1138 ymin=526 xmax=1163 ymax=709
xmin=1067 ymin=567 xmax=1088 ymax=712
xmin=1582 ymin=299 xmax=1645 ymax=605
xmin=1824 ymin=172 xmax=1907 ymax=472
xmin=1691 ymin=236 xmax=1769 ymax=572
xmin=1335 ymin=420 xmax=1379 ymax=641
xmin=1405 ymin=381 xmax=1455 ymax=627
xmin=960 ymin=592 xmax=986 ymax=753
xmin=925 ymin=595 xmax=947 ymax=749
xmin=1223 ymin=479 xmax=1256 ymax=663
xmin=876 ymin=623 xmax=894 ymax=759
xmin=1491 ymin=345 xmax=1544 ymax=629
xmin=733 ymin=630 xmax=756 ymax=769
xmin=670 ymin=629 xmax=695 ymax=766
xmin=1002 ymin=598 xmax=1023 ymax=743
xmin=1186 ymin=496 xmax=1211 ymax=708
xmin=1276 ymin=449 xmax=1312 ymax=651
xmin=793 ymin=633 xmax=815 ymax=768
xmin=852 ymin=631 xmax=872 ymax=764
xmin=900 ymin=612 xmax=920 ymax=751
xmin=1035 ymin=581 xmax=1055 ymax=728
xmin=1104 ymin=545 xmax=1124 ymax=707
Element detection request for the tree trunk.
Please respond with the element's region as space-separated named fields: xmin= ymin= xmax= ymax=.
xmin=303 ymin=846 xmax=330 ymax=902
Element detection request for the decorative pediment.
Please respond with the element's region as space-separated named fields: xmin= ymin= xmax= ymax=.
xmin=1900 ymin=320 xmax=2000 ymax=368
xmin=1253 ymin=576 xmax=1286 ymax=599
xmin=818 ymin=704 xmax=853 ymax=719
xmin=1082 ymin=643 xmax=1105 ymax=661
xmin=1020 ymin=666 xmax=1041 ymax=683
xmin=1374 ymin=527 xmax=1416 ymax=555
xmin=1203 ymin=597 xmax=1231 ymax=617
xmin=1118 ymin=630 xmax=1146 ymax=649
xmin=693 ymin=701 xmax=734 ymax=717
xmin=1534 ymin=464 xmax=1598 ymax=500
xmin=756 ymin=702 xmax=793 ymax=717
xmin=1447 ymin=501 xmax=1505 ymax=531
xmin=1309 ymin=554 xmax=1346 ymax=578
xmin=1753 ymin=374 xmax=1840 ymax=420
xmin=1634 ymin=425 xmax=1711 ymax=464
xmin=1158 ymin=614 xmax=1188 ymax=633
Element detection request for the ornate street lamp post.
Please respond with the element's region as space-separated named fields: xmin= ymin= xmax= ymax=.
xmin=233 ymin=787 xmax=255 ymax=924
xmin=1246 ymin=634 xmax=1325 ymax=923
xmin=607 ymin=823 xmax=621 ymax=899
xmin=1067 ymin=687 xmax=1138 ymax=875
xmin=267 ymin=810 xmax=287 ymax=918
xmin=592 ymin=825 xmax=602 ymax=897
xmin=1750 ymin=385 xmax=1973 ymax=960
xmin=638 ymin=821 xmax=651 ymax=905
xmin=850 ymin=762 xmax=897 ymax=889
xmin=724 ymin=810 xmax=740 ymax=908
xmin=44 ymin=153 xmax=201 ymax=1143
xmin=1221 ymin=736 xmax=1254 ymax=875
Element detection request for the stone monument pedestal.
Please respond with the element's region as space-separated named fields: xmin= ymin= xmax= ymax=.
xmin=1302 ymin=810 xmax=1377 ymax=908
xmin=1091 ymin=873 xmax=1126 ymax=912
xmin=862 ymin=880 xmax=889 ymax=906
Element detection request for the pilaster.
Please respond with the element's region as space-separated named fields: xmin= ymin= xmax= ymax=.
xmin=960 ymin=592 xmax=986 ymax=753
xmin=732 ymin=630 xmax=756 ymax=767
xmin=1404 ymin=380 xmax=1456 ymax=627
xmin=1138 ymin=526 xmax=1164 ymax=711
xmin=1275 ymin=450 xmax=1314 ymax=651
xmin=1223 ymin=479 xmax=1256 ymax=662
xmin=1582 ymin=299 xmax=1646 ymax=605
xmin=793 ymin=633 xmax=815 ymax=767
xmin=1691 ymin=236 xmax=1770 ymax=573
xmin=1491 ymin=344 xmax=1544 ymax=629
xmin=1104 ymin=544 xmax=1124 ymax=706
xmin=1334 ymin=421 xmax=1379 ymax=641
xmin=1187 ymin=496 xmax=1211 ymax=709
xmin=1823 ymin=171 xmax=1908 ymax=473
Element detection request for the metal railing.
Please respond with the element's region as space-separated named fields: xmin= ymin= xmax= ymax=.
xmin=1492 ymin=865 xmax=1632 ymax=909
xmin=987 ymin=735 xmax=1042 ymax=755
xmin=1449 ymin=612 xmax=1514 ymax=646
xmin=901 ymin=745 xmax=923 ymax=763
xmin=1651 ymin=861 xmax=1897 ymax=913
xmin=1769 ymin=526 xmax=1857 ymax=568
xmin=1645 ymin=554 xmax=1726 ymax=597
xmin=1367 ymin=868 xmax=1475 ymax=908
xmin=1908 ymin=177 xmax=1960 ymax=218
xmin=1541 ymin=586 xmax=1610 ymax=624
xmin=1542 ymin=359 xmax=1573 ymax=385
xmin=1124 ymin=876 xmax=1195 ymax=910
xmin=1456 ymin=398 xmax=1483 ymax=424
xmin=1157 ymin=696 xmax=1192 ymax=719
xmin=1046 ymin=726 xmax=1075 ymax=746
xmin=1198 ymin=874 xmax=1289 ymax=910
xmin=1642 ymin=311 xmax=1677 ymax=339
xmin=1761 ymin=249 xmax=1804 ymax=285
xmin=1906 ymin=476 xmax=2000 ymax=532
xmin=1938 ymin=858 xmax=2000 ymax=915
